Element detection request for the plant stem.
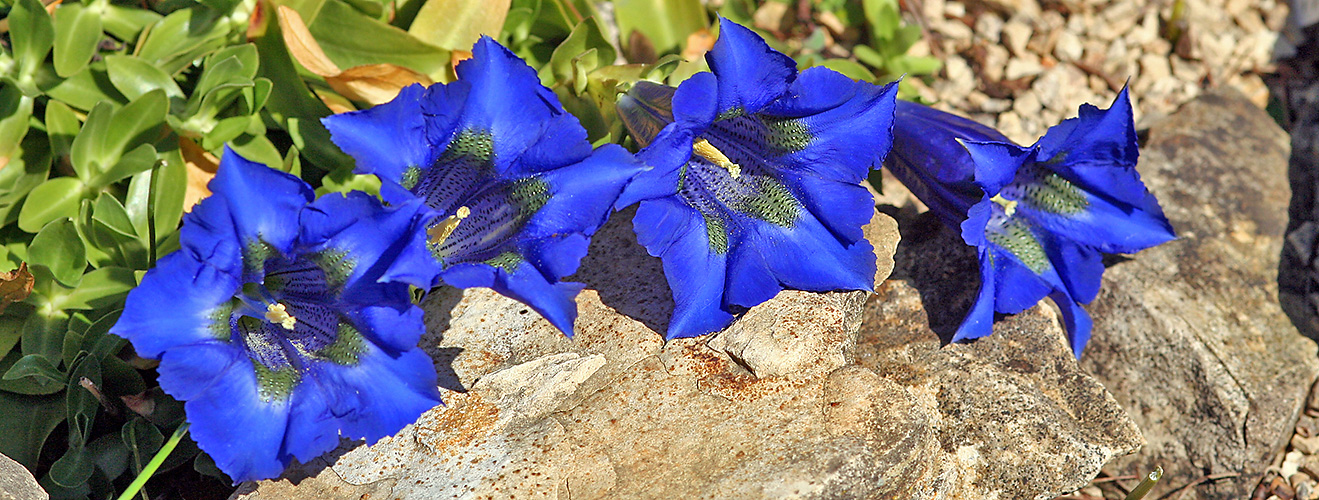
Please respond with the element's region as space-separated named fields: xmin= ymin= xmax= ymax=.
xmin=116 ymin=423 xmax=190 ymax=500
xmin=1124 ymin=466 xmax=1163 ymax=500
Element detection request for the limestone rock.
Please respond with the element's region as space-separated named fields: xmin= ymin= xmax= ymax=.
xmin=232 ymin=202 xmax=1139 ymax=499
xmin=1081 ymin=89 xmax=1319 ymax=499
xmin=0 ymin=453 xmax=45 ymax=500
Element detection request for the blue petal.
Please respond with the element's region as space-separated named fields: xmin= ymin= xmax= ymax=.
xmin=1037 ymin=232 xmax=1104 ymax=304
xmin=112 ymin=252 xmax=241 ymax=358
xmin=439 ymin=251 xmax=586 ymax=336
xmin=723 ymin=204 xmax=876 ymax=307
xmin=156 ymin=344 xmax=291 ymax=483
xmin=520 ymin=144 xmax=646 ymax=241
xmin=279 ymin=383 xmax=340 ymax=465
xmin=961 ymin=140 xmax=1035 ymax=196
xmin=760 ymin=70 xmax=898 ymax=183
xmin=1033 ymin=88 xmax=1146 ymax=207
xmin=1050 ymin=290 xmax=1093 ymax=358
xmin=299 ymin=193 xmax=438 ymax=302
xmin=345 ymin=303 xmax=428 ymax=355
xmin=617 ymin=126 xmax=693 ymax=209
xmin=706 ymin=18 xmax=796 ymax=116
xmin=951 ymin=248 xmax=999 ymax=343
xmin=885 ymin=102 xmax=990 ymax=227
xmin=781 ymin=172 xmax=875 ymax=245
xmin=892 ymin=100 xmax=1012 ymax=183
xmin=308 ymin=344 xmax=441 ymax=443
xmin=447 ymin=37 xmax=592 ymax=176
xmin=209 ymin=147 xmax=313 ymax=258
xmin=989 ymin=251 xmax=1053 ymax=314
xmin=1012 ymin=179 xmax=1175 ymax=255
xmin=632 ymin=198 xmax=734 ymax=339
xmin=322 ymin=84 xmax=430 ymax=194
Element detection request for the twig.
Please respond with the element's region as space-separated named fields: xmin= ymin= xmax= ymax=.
xmin=1165 ymin=472 xmax=1241 ymax=500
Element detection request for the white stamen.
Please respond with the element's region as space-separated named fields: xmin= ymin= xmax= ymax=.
xmin=693 ymin=138 xmax=742 ymax=179
xmin=265 ymin=302 xmax=297 ymax=330
xmin=428 ymin=206 xmax=471 ymax=246
xmin=991 ymin=194 xmax=1018 ymax=217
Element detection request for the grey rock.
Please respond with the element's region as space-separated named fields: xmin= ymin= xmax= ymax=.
xmin=233 ymin=203 xmax=1139 ymax=499
xmin=1081 ymin=89 xmax=1319 ymax=499
xmin=0 ymin=453 xmax=45 ymax=500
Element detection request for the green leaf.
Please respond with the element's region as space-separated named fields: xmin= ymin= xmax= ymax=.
xmin=62 ymin=267 xmax=136 ymax=309
xmin=3 ymin=354 xmax=65 ymax=385
xmin=95 ymin=143 xmax=160 ymax=189
xmin=614 ymin=0 xmax=707 ymax=55
xmin=136 ymin=7 xmax=235 ymax=75
xmin=99 ymin=3 xmax=164 ymax=41
xmin=91 ymin=193 xmax=137 ymax=238
xmin=863 ymin=0 xmax=901 ymax=42
xmin=228 ymin=133 xmax=283 ymax=169
xmin=0 ymin=134 xmax=51 ymax=224
xmin=49 ymin=441 xmax=95 ymax=488
xmin=0 ymin=389 xmax=65 ymax=469
xmin=814 ymin=59 xmax=876 ymax=82
xmin=52 ymin=3 xmax=105 ymax=78
xmin=301 ymin=0 xmax=453 ymax=80
xmin=253 ymin=9 xmax=354 ymax=174
xmin=409 ymin=0 xmax=510 ymax=50
xmin=0 ymin=315 xmax=22 ymax=358
xmin=317 ymin=170 xmax=381 ymax=197
xmin=124 ymin=148 xmax=186 ymax=242
xmin=39 ymin=62 xmax=129 ymax=112
xmin=65 ymin=354 xmax=101 ymax=444
xmin=28 ymin=218 xmax=87 ymax=287
xmin=0 ymin=87 xmax=34 ymax=169
xmin=9 ymin=0 xmax=56 ymax=92
xmin=19 ymin=301 xmax=66 ymax=364
xmin=543 ymin=18 xmax=615 ymax=89
xmin=68 ymin=101 xmax=114 ymax=182
xmin=122 ymin=418 xmax=164 ymax=476
xmin=85 ymin=431 xmax=131 ymax=482
xmin=104 ymin=55 xmax=186 ymax=101
xmin=43 ymin=100 xmax=79 ymax=161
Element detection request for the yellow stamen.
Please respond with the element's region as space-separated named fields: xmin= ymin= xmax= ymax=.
xmin=991 ymin=194 xmax=1018 ymax=217
xmin=427 ymin=206 xmax=471 ymax=246
xmin=693 ymin=138 xmax=741 ymax=179
xmin=265 ymin=302 xmax=297 ymax=331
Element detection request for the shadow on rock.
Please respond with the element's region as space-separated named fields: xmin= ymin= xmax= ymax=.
xmin=883 ymin=208 xmax=981 ymax=343
xmin=420 ymin=286 xmax=468 ymax=392
xmin=568 ymin=205 xmax=675 ymax=336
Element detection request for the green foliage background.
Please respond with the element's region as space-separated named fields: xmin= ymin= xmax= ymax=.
xmin=0 ymin=0 xmax=936 ymax=496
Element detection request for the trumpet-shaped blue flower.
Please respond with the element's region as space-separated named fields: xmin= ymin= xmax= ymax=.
xmin=112 ymin=149 xmax=441 ymax=483
xmin=323 ymin=37 xmax=644 ymax=336
xmin=616 ymin=18 xmax=898 ymax=339
xmin=885 ymin=89 xmax=1175 ymax=357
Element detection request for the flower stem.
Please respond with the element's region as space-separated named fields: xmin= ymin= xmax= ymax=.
xmin=116 ymin=423 xmax=191 ymax=500
xmin=1124 ymin=466 xmax=1162 ymax=500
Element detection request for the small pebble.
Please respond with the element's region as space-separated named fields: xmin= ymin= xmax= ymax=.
xmin=1293 ymin=434 xmax=1319 ymax=455
xmin=1284 ymin=450 xmax=1305 ymax=478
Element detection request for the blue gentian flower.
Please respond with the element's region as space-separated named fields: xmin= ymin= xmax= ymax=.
xmin=112 ymin=149 xmax=442 ymax=483
xmin=885 ymin=88 xmax=1175 ymax=357
xmin=323 ymin=37 xmax=645 ymax=336
xmin=615 ymin=18 xmax=898 ymax=340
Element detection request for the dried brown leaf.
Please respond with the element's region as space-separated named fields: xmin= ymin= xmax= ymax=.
xmin=277 ymin=5 xmax=342 ymax=77
xmin=0 ymin=263 xmax=33 ymax=314
xmin=327 ymin=64 xmax=434 ymax=105
xmin=683 ymin=29 xmax=715 ymax=61
xmin=178 ymin=137 xmax=219 ymax=212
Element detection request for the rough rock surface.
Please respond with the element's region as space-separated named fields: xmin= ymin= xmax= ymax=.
xmin=233 ymin=200 xmax=1142 ymax=499
xmin=0 ymin=452 xmax=46 ymax=500
xmin=1075 ymin=89 xmax=1319 ymax=499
